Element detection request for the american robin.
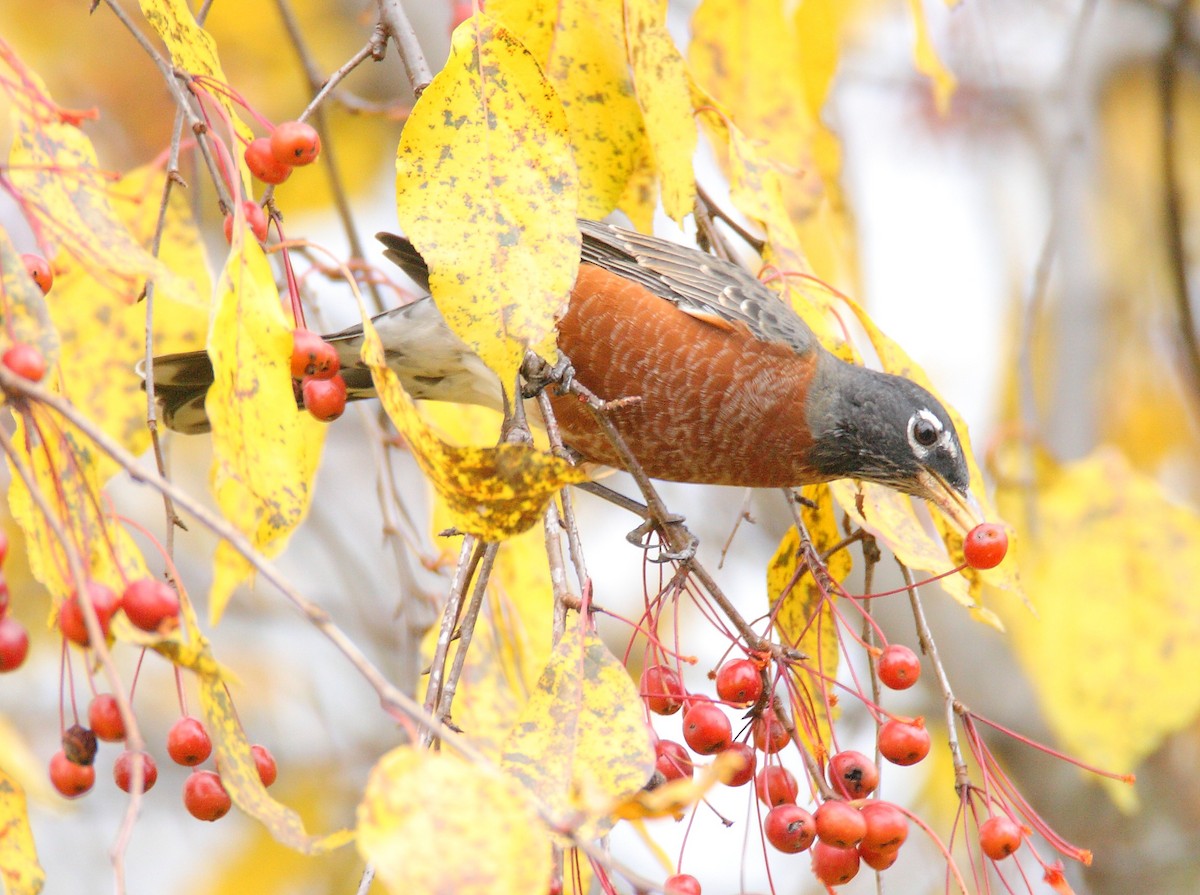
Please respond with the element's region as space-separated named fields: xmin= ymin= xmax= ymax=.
xmin=152 ymin=220 xmax=977 ymax=528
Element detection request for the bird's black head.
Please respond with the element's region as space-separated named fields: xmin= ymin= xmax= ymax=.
xmin=805 ymin=355 xmax=971 ymax=506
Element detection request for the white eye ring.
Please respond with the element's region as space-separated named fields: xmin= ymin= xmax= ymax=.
xmin=908 ymin=408 xmax=951 ymax=457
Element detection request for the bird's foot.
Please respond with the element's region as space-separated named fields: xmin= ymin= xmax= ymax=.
xmin=625 ymin=515 xmax=698 ymax=564
xmin=521 ymin=352 xmax=575 ymax=399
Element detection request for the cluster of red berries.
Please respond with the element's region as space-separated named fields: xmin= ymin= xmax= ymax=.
xmin=225 ymin=120 xmax=321 ymax=244
xmin=57 ymin=576 xmax=180 ymax=648
xmin=291 ymin=328 xmax=346 ymax=422
xmin=642 ymin=645 xmax=962 ymax=891
xmin=0 ymin=532 xmax=29 ymax=673
xmin=51 ymin=703 xmax=277 ymax=822
xmin=243 ymin=120 xmax=321 ymax=185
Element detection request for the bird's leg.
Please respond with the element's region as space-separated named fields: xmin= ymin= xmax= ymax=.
xmin=520 ymin=350 xmax=575 ymax=399
xmin=573 ymin=483 xmax=698 ymax=563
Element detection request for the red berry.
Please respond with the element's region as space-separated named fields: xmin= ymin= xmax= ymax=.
xmin=3 ymin=343 xmax=47 ymax=382
xmin=302 ymin=373 xmax=348 ymax=422
xmin=827 ymin=750 xmax=878 ymax=799
xmin=715 ymin=658 xmax=762 ymax=706
xmin=858 ymin=842 xmax=900 ymax=871
xmin=754 ymin=765 xmax=798 ymax=807
xmin=877 ymin=644 xmax=921 ymax=690
xmin=0 ymin=580 xmax=9 ymax=617
xmin=751 ymin=710 xmax=790 ymax=754
xmin=979 ymin=815 xmax=1023 ymax=860
xmin=49 ymin=749 xmax=95 ymax=798
xmin=963 ymin=523 xmax=1008 ymax=570
xmin=59 ymin=582 xmax=121 ymax=646
xmin=0 ymin=529 xmax=9 ymax=566
xmin=663 ymin=873 xmax=701 ymax=895
xmin=682 ymin=702 xmax=732 ymax=754
xmin=859 ymin=800 xmax=909 ymax=852
xmin=811 ymin=841 xmax=861 ymax=886
xmin=290 ymin=329 xmax=340 ymax=380
xmin=0 ymin=617 xmax=29 ymax=671
xmin=183 ymin=770 xmax=231 ymax=821
xmin=244 ymin=201 xmax=269 ymax=243
xmin=223 ymin=202 xmax=269 ymax=244
xmin=654 ymin=739 xmax=694 ymax=782
xmin=270 ymin=120 xmax=321 ymax=166
xmin=121 ymin=578 xmax=181 ymax=633
xmin=721 ymin=742 xmax=756 ymax=787
xmin=764 ymin=803 xmax=816 ymax=853
xmin=113 ymin=750 xmax=158 ymax=793
xmin=21 ymin=254 xmax=53 ymax=294
xmin=878 ymin=719 xmax=931 ymax=766
xmin=167 ymin=716 xmax=212 ymax=766
xmin=88 ymin=694 xmax=126 ymax=742
xmin=640 ymin=664 xmax=686 ymax=715
xmin=449 ymin=1 xmax=473 ymax=31
xmin=244 ymin=137 xmax=292 ymax=185
xmin=251 ymin=744 xmax=277 ymax=787
xmin=815 ymin=799 xmax=867 ymax=849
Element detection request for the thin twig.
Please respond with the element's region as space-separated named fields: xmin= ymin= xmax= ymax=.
xmin=435 ymin=542 xmax=500 ymax=720
xmin=899 ymin=562 xmax=969 ymax=791
xmin=1158 ymin=0 xmax=1200 ymax=417
xmin=376 ymin=0 xmax=434 ymax=95
xmin=269 ymin=0 xmax=387 ymax=313
xmin=0 ymin=422 xmax=148 ymax=894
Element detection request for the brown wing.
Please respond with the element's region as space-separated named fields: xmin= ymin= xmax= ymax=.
xmin=575 ymin=220 xmax=817 ymax=355
xmin=377 ymin=221 xmax=818 ymax=356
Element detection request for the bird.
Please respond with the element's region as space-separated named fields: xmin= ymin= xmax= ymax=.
xmin=151 ymin=219 xmax=978 ymax=529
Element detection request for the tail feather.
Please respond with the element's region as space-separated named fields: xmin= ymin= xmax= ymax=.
xmin=147 ymin=232 xmax=504 ymax=434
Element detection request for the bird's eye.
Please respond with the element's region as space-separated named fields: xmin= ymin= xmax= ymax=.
xmin=912 ymin=416 xmax=940 ymax=447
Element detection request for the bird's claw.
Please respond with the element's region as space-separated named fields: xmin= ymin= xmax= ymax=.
xmin=625 ymin=515 xmax=698 ymax=563
xmin=521 ymin=353 xmax=575 ymax=399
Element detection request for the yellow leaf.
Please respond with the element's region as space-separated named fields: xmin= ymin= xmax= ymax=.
xmin=767 ymin=488 xmax=846 ymax=755
xmin=612 ymin=749 xmax=745 ymax=821
xmin=490 ymin=0 xmax=645 ymax=219
xmin=905 ymin=0 xmax=957 ymax=115
xmin=206 ymin=237 xmax=325 ymax=623
xmin=362 ymin=320 xmax=588 ymax=540
xmin=199 ymin=671 xmax=352 ymax=854
xmin=502 ymin=614 xmax=655 ymax=833
xmin=689 ymin=0 xmax=857 ymax=281
xmin=358 ymin=747 xmax=551 ymax=895
xmin=48 ymin=163 xmax=208 ymax=461
xmin=623 ymin=0 xmax=697 ymax=222
xmin=1 ymin=39 xmax=199 ymax=305
xmin=395 ymin=14 xmax=578 ymax=390
xmin=0 ymin=768 xmax=43 ymax=895
xmin=995 ymin=447 xmax=1200 ymax=810
xmin=137 ymin=0 xmax=255 ymax=163
xmin=6 ymin=407 xmax=149 ymax=606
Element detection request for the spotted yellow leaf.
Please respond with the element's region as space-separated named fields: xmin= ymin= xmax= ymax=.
xmin=362 ymin=320 xmax=587 ymax=540
xmin=206 ymin=234 xmax=325 ymax=623
xmin=138 ymin=0 xmax=255 ymax=163
xmin=358 ymin=747 xmax=550 ymax=895
xmin=490 ymin=0 xmax=645 ymax=219
xmin=502 ymin=613 xmax=655 ymax=833
xmin=0 ymin=769 xmax=42 ymax=895
xmin=395 ymin=14 xmax=578 ymax=391
xmin=624 ymin=0 xmax=697 ymax=223
xmin=996 ymin=446 xmax=1200 ymax=810
xmin=1 ymin=38 xmax=199 ymax=304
